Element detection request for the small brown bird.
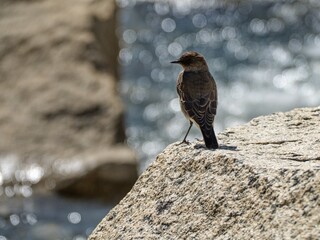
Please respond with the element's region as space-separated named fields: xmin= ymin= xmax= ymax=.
xmin=171 ymin=51 xmax=219 ymax=149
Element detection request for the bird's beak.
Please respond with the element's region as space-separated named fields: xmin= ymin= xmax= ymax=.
xmin=170 ymin=60 xmax=180 ymax=64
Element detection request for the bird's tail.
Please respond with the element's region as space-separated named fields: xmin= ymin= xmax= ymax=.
xmin=200 ymin=126 xmax=219 ymax=149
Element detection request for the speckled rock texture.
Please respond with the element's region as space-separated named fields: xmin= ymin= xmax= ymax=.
xmin=0 ymin=0 xmax=137 ymax=201
xmin=89 ymin=107 xmax=320 ymax=239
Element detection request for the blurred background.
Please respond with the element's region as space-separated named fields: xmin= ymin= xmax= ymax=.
xmin=1 ymin=0 xmax=320 ymax=239
xmin=119 ymin=0 xmax=320 ymax=170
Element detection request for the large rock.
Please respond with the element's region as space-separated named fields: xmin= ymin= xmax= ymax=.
xmin=89 ymin=107 xmax=320 ymax=239
xmin=0 ymin=0 xmax=137 ymax=201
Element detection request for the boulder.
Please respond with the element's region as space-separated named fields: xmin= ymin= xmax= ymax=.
xmin=89 ymin=107 xmax=320 ymax=239
xmin=0 ymin=0 xmax=137 ymax=201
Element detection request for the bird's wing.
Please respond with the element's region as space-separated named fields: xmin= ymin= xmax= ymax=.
xmin=178 ymin=71 xmax=217 ymax=130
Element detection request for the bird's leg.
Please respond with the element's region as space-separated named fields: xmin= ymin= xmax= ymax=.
xmin=179 ymin=121 xmax=193 ymax=145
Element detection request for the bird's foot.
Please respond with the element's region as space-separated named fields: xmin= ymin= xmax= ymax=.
xmin=195 ymin=138 xmax=203 ymax=142
xmin=178 ymin=140 xmax=190 ymax=145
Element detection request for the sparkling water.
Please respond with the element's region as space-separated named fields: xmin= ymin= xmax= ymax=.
xmin=118 ymin=0 xmax=320 ymax=170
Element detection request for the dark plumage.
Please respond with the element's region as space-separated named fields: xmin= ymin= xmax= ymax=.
xmin=171 ymin=51 xmax=218 ymax=149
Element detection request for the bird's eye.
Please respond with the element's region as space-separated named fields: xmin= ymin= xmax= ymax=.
xmin=185 ymin=59 xmax=192 ymax=64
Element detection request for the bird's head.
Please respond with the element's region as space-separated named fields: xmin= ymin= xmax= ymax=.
xmin=171 ymin=51 xmax=208 ymax=71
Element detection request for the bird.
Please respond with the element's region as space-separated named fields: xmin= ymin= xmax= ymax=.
xmin=171 ymin=51 xmax=219 ymax=149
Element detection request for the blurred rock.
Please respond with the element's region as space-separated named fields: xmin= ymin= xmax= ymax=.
xmin=89 ymin=107 xmax=320 ymax=239
xmin=0 ymin=0 xmax=137 ymax=201
xmin=54 ymin=146 xmax=138 ymax=202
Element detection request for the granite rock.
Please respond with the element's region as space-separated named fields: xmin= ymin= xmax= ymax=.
xmin=89 ymin=107 xmax=320 ymax=239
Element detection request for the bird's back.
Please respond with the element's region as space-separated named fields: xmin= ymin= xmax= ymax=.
xmin=183 ymin=71 xmax=216 ymax=100
xmin=177 ymin=70 xmax=217 ymax=119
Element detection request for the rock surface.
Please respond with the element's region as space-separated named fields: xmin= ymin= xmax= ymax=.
xmin=0 ymin=0 xmax=137 ymax=201
xmin=89 ymin=107 xmax=320 ymax=239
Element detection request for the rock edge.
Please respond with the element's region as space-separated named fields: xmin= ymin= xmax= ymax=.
xmin=89 ymin=107 xmax=320 ymax=239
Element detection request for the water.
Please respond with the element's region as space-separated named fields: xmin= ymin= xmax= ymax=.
xmin=0 ymin=193 xmax=110 ymax=240
xmin=0 ymin=155 xmax=111 ymax=239
xmin=118 ymin=0 xmax=320 ymax=170
xmin=0 ymin=152 xmax=113 ymax=239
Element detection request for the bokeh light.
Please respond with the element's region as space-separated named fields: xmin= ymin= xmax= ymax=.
xmin=161 ymin=18 xmax=176 ymax=32
xmin=118 ymin=0 xmax=320 ymax=170
xmin=68 ymin=212 xmax=81 ymax=224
